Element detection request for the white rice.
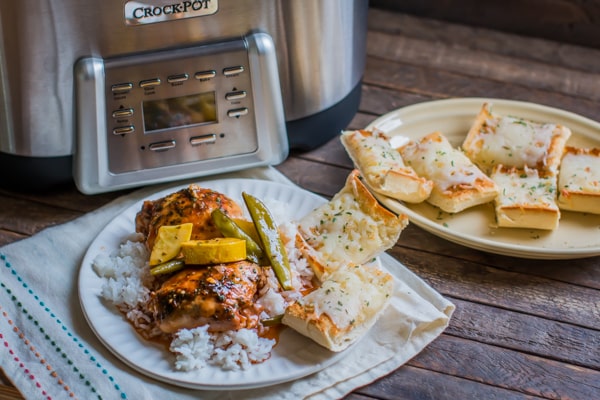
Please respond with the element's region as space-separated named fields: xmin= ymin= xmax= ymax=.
xmin=92 ymin=200 xmax=311 ymax=372
xmin=168 ymin=326 xmax=274 ymax=371
xmin=92 ymin=235 xmax=151 ymax=309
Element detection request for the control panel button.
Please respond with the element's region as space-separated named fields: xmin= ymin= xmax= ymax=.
xmin=223 ymin=66 xmax=245 ymax=76
xmin=225 ymin=90 xmax=247 ymax=101
xmin=167 ymin=73 xmax=189 ymax=83
xmin=111 ymin=83 xmax=133 ymax=94
xmin=112 ymin=108 xmax=134 ymax=119
xmin=190 ymin=134 xmax=217 ymax=146
xmin=140 ymin=78 xmax=161 ymax=88
xmin=227 ymin=107 xmax=249 ymax=118
xmin=194 ymin=70 xmax=216 ymax=80
xmin=113 ymin=125 xmax=135 ymax=135
xmin=149 ymin=140 xmax=176 ymax=151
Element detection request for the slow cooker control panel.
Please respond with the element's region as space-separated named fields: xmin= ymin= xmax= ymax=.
xmin=74 ymin=33 xmax=287 ymax=194
xmin=102 ymin=40 xmax=259 ymax=174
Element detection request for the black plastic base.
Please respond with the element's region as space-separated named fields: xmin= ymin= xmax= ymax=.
xmin=286 ymin=80 xmax=362 ymax=150
xmin=0 ymin=81 xmax=362 ymax=192
xmin=0 ymin=152 xmax=73 ymax=192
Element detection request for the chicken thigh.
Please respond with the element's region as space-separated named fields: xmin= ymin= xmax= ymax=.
xmin=135 ymin=184 xmax=244 ymax=250
xmin=148 ymin=260 xmax=265 ymax=333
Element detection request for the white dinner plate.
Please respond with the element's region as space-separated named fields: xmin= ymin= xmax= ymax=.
xmin=367 ymin=97 xmax=600 ymax=259
xmin=78 ymin=179 xmax=356 ymax=390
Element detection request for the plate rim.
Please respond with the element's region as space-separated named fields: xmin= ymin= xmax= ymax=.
xmin=78 ymin=178 xmax=357 ymax=390
xmin=367 ymin=97 xmax=600 ymax=260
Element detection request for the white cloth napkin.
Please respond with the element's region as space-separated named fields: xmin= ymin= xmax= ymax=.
xmin=0 ymin=167 xmax=454 ymax=400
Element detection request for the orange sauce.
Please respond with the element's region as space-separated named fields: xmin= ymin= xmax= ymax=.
xmin=260 ymin=324 xmax=285 ymax=343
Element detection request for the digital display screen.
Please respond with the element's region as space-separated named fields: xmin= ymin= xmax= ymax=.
xmin=143 ymin=92 xmax=217 ymax=132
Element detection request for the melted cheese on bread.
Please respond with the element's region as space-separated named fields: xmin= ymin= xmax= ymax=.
xmin=462 ymin=103 xmax=571 ymax=175
xmin=287 ymin=170 xmax=405 ymax=352
xmin=282 ymin=262 xmax=393 ymax=352
xmin=491 ymin=165 xmax=560 ymax=230
xmin=557 ymin=146 xmax=600 ymax=214
xmin=340 ymin=129 xmax=433 ymax=203
xmin=399 ymin=131 xmax=499 ymax=213
xmin=297 ymin=169 xmax=408 ymax=280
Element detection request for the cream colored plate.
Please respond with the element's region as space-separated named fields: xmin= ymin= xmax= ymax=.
xmin=367 ymin=98 xmax=600 ymax=259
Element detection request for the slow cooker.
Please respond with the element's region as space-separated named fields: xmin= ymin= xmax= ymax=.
xmin=0 ymin=0 xmax=367 ymax=193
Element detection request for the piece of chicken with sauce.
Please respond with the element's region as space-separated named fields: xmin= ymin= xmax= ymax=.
xmin=135 ymin=184 xmax=244 ymax=250
xmin=148 ymin=260 xmax=266 ymax=333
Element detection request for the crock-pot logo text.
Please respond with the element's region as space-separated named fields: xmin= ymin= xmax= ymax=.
xmin=125 ymin=0 xmax=218 ymax=25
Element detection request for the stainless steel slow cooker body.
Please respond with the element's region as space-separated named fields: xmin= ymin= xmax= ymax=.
xmin=0 ymin=0 xmax=367 ymax=191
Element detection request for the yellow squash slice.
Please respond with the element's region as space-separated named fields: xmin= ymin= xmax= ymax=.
xmin=149 ymin=223 xmax=194 ymax=266
xmin=180 ymin=238 xmax=247 ymax=265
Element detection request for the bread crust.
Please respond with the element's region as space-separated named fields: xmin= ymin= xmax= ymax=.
xmin=340 ymin=129 xmax=433 ymax=203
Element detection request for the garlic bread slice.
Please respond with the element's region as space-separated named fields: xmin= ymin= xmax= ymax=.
xmin=297 ymin=170 xmax=408 ymax=280
xmin=340 ymin=129 xmax=433 ymax=203
xmin=282 ymin=262 xmax=393 ymax=352
xmin=557 ymin=146 xmax=600 ymax=214
xmin=400 ymin=131 xmax=499 ymax=213
xmin=462 ymin=102 xmax=571 ymax=175
xmin=491 ymin=165 xmax=560 ymax=230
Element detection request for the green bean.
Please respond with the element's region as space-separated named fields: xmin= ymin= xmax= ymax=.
xmin=211 ymin=209 xmax=264 ymax=264
xmin=242 ymin=192 xmax=293 ymax=290
xmin=260 ymin=314 xmax=283 ymax=327
xmin=149 ymin=259 xmax=185 ymax=276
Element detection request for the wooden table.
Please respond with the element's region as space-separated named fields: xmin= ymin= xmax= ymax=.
xmin=1 ymin=8 xmax=599 ymax=400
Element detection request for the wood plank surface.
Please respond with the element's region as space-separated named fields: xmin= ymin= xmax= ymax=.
xmin=370 ymin=0 xmax=600 ymax=50
xmin=393 ymin=247 xmax=600 ymax=330
xmin=409 ymin=335 xmax=600 ymax=399
xmin=1 ymin=7 xmax=599 ymax=400
xmin=353 ymin=363 xmax=541 ymax=400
